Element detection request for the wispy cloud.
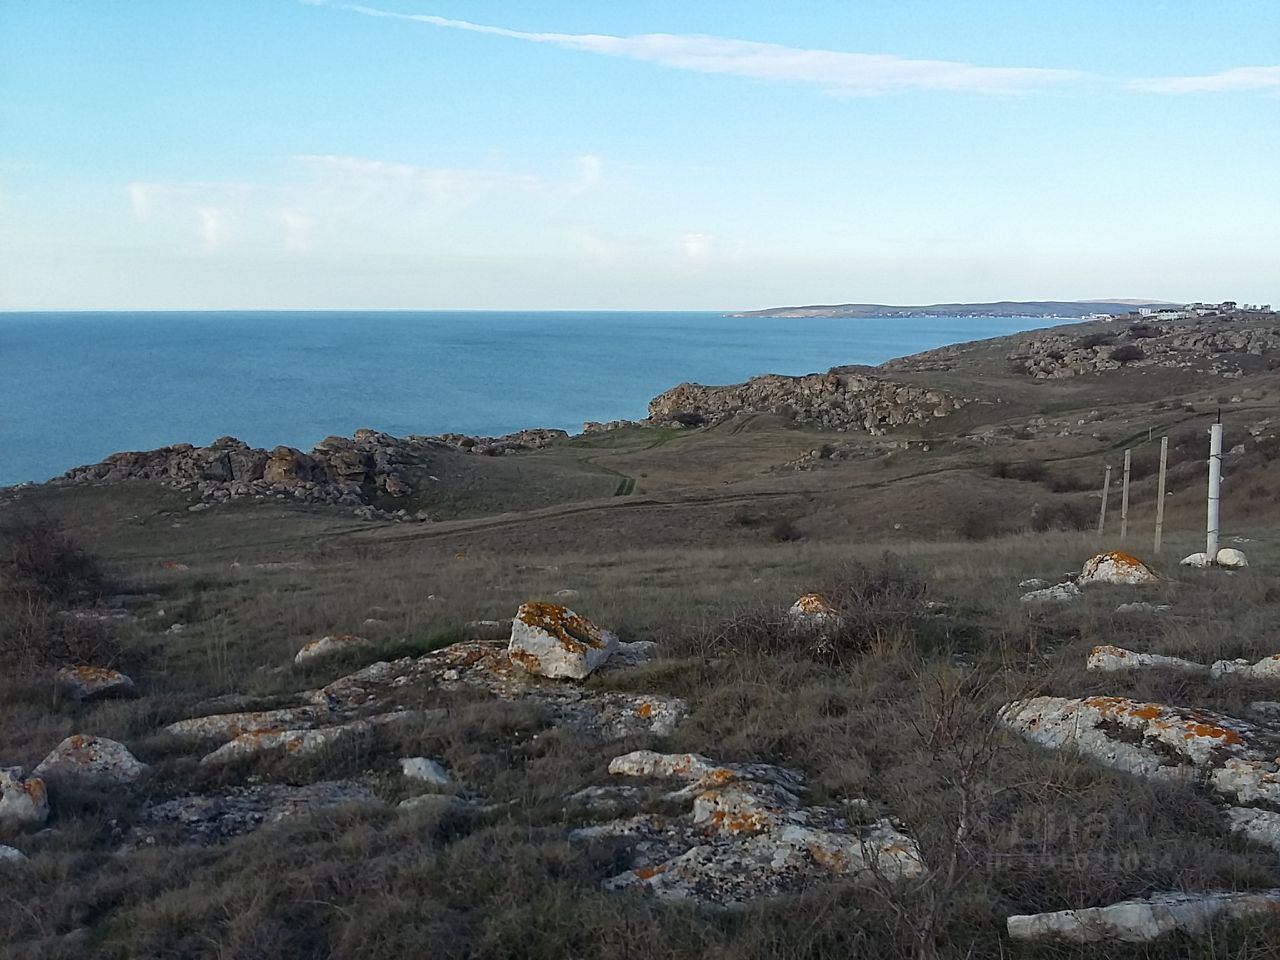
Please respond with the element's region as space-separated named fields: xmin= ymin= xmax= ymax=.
xmin=1131 ymin=65 xmax=1280 ymax=94
xmin=331 ymin=4 xmax=1086 ymax=95
xmin=313 ymin=3 xmax=1280 ymax=99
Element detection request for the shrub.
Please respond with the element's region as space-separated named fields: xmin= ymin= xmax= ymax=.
xmin=1029 ymin=499 xmax=1092 ymax=532
xmin=1127 ymin=323 xmax=1157 ymax=339
xmin=1110 ymin=344 xmax=1145 ymax=365
xmin=770 ymin=519 xmax=804 ymax=542
xmin=991 ymin=460 xmax=1048 ymax=483
xmin=0 ymin=511 xmax=118 ymax=672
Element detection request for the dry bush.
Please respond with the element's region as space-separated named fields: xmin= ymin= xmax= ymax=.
xmin=1029 ymin=499 xmax=1092 ymax=532
xmin=0 ymin=511 xmax=120 ymax=673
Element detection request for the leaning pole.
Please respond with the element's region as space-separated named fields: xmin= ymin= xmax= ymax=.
xmin=1207 ymin=422 xmax=1223 ymax=560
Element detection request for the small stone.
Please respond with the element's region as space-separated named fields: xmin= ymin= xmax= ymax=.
xmin=786 ymin=593 xmax=840 ymax=629
xmin=1086 ymin=645 xmax=1205 ymax=674
xmin=294 ymin=634 xmax=372 ymax=665
xmin=56 ymin=665 xmax=137 ymax=702
xmin=464 ymin=619 xmax=511 ymax=641
xmin=1020 ymin=582 xmax=1080 ymax=604
xmin=553 ymin=589 xmax=581 ymax=600
xmin=1114 ymin=602 xmax=1172 ymax=615
xmin=1181 ymin=552 xmax=1211 ymax=568
xmin=0 ymin=844 xmax=28 ymax=864
xmin=1018 ymin=578 xmax=1050 ymax=590
xmin=399 ymin=757 xmax=452 ymax=786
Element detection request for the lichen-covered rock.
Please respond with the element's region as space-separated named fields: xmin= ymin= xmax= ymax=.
xmin=1001 ymin=696 xmax=1280 ymax=805
xmin=0 ymin=768 xmax=49 ymax=828
xmin=164 ymin=705 xmax=329 ymax=744
xmin=294 ymin=634 xmax=372 ymax=664
xmin=33 ymin=736 xmax=147 ymax=786
xmin=575 ymin=750 xmax=924 ymax=907
xmin=787 ymin=593 xmax=839 ymax=630
xmin=1007 ymin=890 xmax=1280 ymax=943
xmin=199 ymin=720 xmax=372 ymax=765
xmin=508 ymin=602 xmax=618 ymax=680
xmin=400 ymin=757 xmax=452 ymax=786
xmin=56 ymin=665 xmax=137 ymax=702
xmin=1079 ymin=551 xmax=1159 ymax=586
xmin=1086 ymin=645 xmax=1206 ymax=674
xmin=1020 ymin=581 xmax=1080 ymax=604
xmin=1217 ymin=548 xmax=1249 ymax=569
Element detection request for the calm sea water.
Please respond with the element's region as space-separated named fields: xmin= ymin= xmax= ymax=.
xmin=0 ymin=311 xmax=1062 ymax=486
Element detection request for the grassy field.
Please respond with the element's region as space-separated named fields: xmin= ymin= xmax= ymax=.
xmin=5 ymin=326 xmax=1280 ymax=959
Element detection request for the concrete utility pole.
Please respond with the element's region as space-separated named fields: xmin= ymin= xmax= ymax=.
xmin=1098 ymin=464 xmax=1112 ymax=535
xmin=1120 ymin=449 xmax=1132 ymax=540
xmin=1207 ymin=421 xmax=1223 ymax=559
xmin=1154 ymin=436 xmax=1169 ymax=553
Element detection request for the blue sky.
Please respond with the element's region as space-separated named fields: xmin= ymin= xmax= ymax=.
xmin=1 ymin=1 xmax=1278 ymax=310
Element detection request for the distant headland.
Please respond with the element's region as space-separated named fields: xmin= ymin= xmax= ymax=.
xmin=734 ymin=299 xmax=1177 ymax=319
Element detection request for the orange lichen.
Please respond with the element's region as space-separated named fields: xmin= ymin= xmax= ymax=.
xmin=635 ymin=865 xmax=667 ymax=881
xmin=515 ymin=601 xmax=608 ymax=651
xmin=1182 ymin=723 xmax=1244 ymax=746
xmin=793 ymin=593 xmax=835 ymax=615
xmin=22 ymin=779 xmax=45 ymax=804
xmin=1098 ymin=550 xmax=1145 ymax=568
xmin=636 ymin=703 xmax=654 ymax=719
xmin=1091 ymin=645 xmax=1129 ymax=659
xmin=508 ymin=649 xmax=544 ymax=673
xmin=70 ymin=665 xmax=122 ymax=682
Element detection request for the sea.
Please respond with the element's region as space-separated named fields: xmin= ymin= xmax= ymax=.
xmin=0 ymin=311 xmax=1066 ymax=487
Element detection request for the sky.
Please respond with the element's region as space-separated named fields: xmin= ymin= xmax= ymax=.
xmin=1 ymin=1 xmax=1278 ymax=311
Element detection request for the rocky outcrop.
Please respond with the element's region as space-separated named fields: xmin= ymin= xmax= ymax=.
xmin=400 ymin=757 xmax=452 ymax=786
xmin=646 ymin=367 xmax=970 ymax=435
xmin=507 ymin=603 xmax=619 ymax=680
xmin=52 ymin=427 xmax=567 ymax=514
xmin=0 ymin=768 xmax=48 ymax=829
xmin=570 ymin=750 xmax=924 ymax=907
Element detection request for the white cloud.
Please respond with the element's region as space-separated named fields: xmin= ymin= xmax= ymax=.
xmin=682 ymin=231 xmax=713 ymax=264
xmin=1131 ymin=65 xmax=1280 ymax=94
xmin=331 ymin=5 xmax=1084 ymax=95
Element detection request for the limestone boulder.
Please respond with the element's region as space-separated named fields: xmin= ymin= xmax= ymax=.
xmin=1079 ymin=551 xmax=1159 ymax=586
xmin=199 ymin=719 xmax=372 ymax=765
xmin=1086 ymin=645 xmax=1206 ymax=675
xmin=0 ymin=768 xmax=49 ymax=829
xmin=1181 ymin=552 xmax=1212 ymax=568
xmin=33 ymin=736 xmax=147 ymax=787
xmin=56 ymin=665 xmax=137 ymax=702
xmin=1210 ymin=653 xmax=1280 ymax=681
xmin=294 ymin=634 xmax=372 ymax=665
xmin=1217 ymin=547 xmax=1249 ymax=569
xmin=1008 ymin=890 xmax=1280 ymax=943
xmin=164 ymin=705 xmax=328 ymax=745
xmin=508 ymin=602 xmax=618 ymax=680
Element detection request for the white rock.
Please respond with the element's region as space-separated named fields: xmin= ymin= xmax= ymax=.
xmin=1007 ymin=890 xmax=1280 ymax=943
xmin=553 ymin=589 xmax=581 ymax=600
xmin=1181 ymin=552 xmax=1212 ymax=568
xmin=164 ymin=706 xmax=327 ymax=744
xmin=1217 ymin=548 xmax=1249 ymax=569
xmin=0 ymin=767 xmax=49 ymax=828
xmin=1079 ymin=551 xmax=1159 ymax=586
xmin=1018 ymin=578 xmax=1050 ymax=590
xmin=399 ymin=756 xmax=452 ymax=786
xmin=56 ymin=665 xmax=137 ymax=702
xmin=1085 ymin=645 xmax=1206 ymax=674
xmin=0 ymin=844 xmax=28 ymax=864
xmin=1226 ymin=806 xmax=1280 ymax=852
xmin=34 ymin=736 xmax=147 ymax=786
xmin=1114 ymin=601 xmax=1172 ymax=615
xmin=1020 ymin=582 xmax=1080 ymax=604
xmin=1210 ymin=653 xmax=1280 ymax=680
xmin=508 ymin=602 xmax=618 ymax=680
xmin=294 ymin=634 xmax=372 ymax=664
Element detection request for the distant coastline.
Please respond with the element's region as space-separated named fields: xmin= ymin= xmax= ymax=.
xmin=734 ymin=299 xmax=1175 ymax=320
